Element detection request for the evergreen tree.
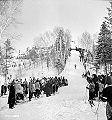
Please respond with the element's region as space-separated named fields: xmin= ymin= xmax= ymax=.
xmin=95 ymin=21 xmax=112 ymax=74
xmin=105 ymin=2 xmax=112 ymax=31
xmin=105 ymin=1 xmax=112 ymax=73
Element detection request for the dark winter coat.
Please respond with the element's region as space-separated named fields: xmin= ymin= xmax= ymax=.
xmin=102 ymin=85 xmax=112 ymax=107
xmin=102 ymin=85 xmax=112 ymax=120
xmin=29 ymin=82 xmax=35 ymax=93
xmin=8 ymin=84 xmax=15 ymax=105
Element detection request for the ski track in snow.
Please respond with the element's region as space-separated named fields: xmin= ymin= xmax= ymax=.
xmin=0 ymin=51 xmax=107 ymax=120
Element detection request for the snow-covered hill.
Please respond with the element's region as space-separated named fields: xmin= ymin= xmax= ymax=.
xmin=0 ymin=51 xmax=106 ymax=120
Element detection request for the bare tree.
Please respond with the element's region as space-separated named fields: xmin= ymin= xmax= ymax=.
xmin=34 ymin=31 xmax=55 ymax=48
xmin=0 ymin=0 xmax=23 ymax=42
xmin=28 ymin=27 xmax=71 ymax=75
xmin=78 ymin=32 xmax=92 ymax=51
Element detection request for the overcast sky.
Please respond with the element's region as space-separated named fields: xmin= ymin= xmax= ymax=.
xmin=13 ymin=0 xmax=109 ymax=52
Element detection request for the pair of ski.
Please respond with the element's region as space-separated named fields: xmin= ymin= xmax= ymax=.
xmin=89 ymin=100 xmax=100 ymax=115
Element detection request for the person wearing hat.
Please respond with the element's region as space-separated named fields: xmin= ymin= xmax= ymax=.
xmin=101 ymin=81 xmax=112 ymax=120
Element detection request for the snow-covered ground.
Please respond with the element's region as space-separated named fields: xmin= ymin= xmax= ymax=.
xmin=0 ymin=51 xmax=107 ymax=120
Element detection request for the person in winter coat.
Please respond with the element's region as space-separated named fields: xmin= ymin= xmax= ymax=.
xmin=74 ymin=64 xmax=76 ymax=69
xmin=29 ymin=79 xmax=36 ymax=101
xmin=98 ymin=80 xmax=104 ymax=99
xmin=1 ymin=85 xmax=4 ymax=96
xmin=16 ymin=82 xmax=24 ymax=101
xmin=4 ymin=81 xmax=8 ymax=95
xmin=101 ymin=83 xmax=112 ymax=120
xmin=35 ymin=80 xmax=41 ymax=98
xmin=101 ymin=74 xmax=106 ymax=85
xmin=92 ymin=74 xmax=99 ymax=97
xmin=23 ymin=78 xmax=28 ymax=97
xmin=86 ymin=76 xmax=91 ymax=83
xmin=8 ymin=82 xmax=15 ymax=109
xmin=86 ymin=79 xmax=95 ymax=107
xmin=43 ymin=81 xmax=51 ymax=97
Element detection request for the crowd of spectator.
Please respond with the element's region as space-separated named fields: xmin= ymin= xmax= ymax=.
xmin=1 ymin=76 xmax=68 ymax=109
